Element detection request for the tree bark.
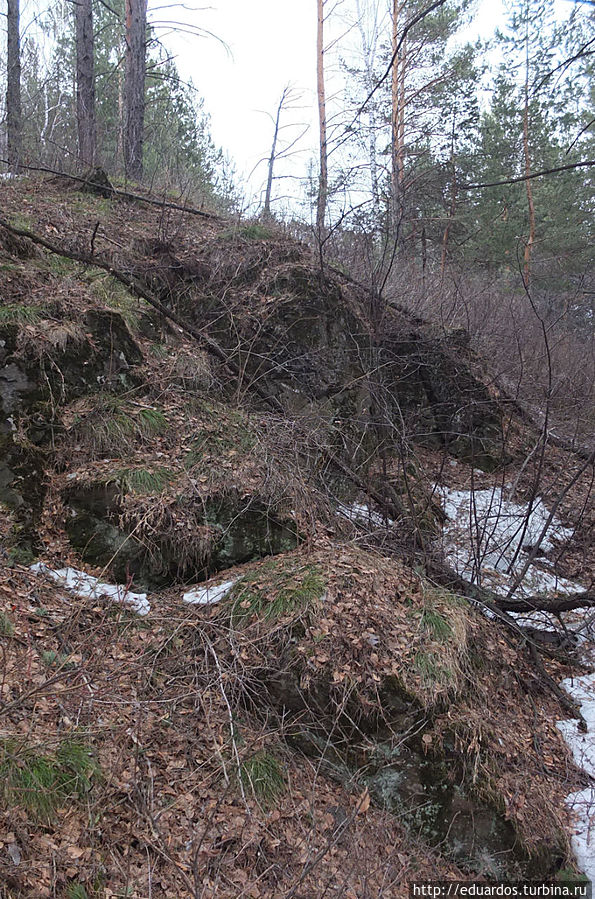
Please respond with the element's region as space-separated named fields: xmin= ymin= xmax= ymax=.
xmin=440 ymin=112 xmax=457 ymax=279
xmin=522 ymin=12 xmax=536 ymax=286
xmin=391 ymin=0 xmax=406 ymax=236
xmin=6 ymin=0 xmax=22 ymax=173
xmin=75 ymin=0 xmax=97 ymax=167
xmin=124 ymin=0 xmax=148 ymax=180
xmin=316 ymin=0 xmax=328 ymax=234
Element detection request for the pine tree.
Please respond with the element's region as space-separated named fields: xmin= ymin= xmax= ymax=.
xmin=75 ymin=0 xmax=97 ymax=166
xmin=124 ymin=0 xmax=147 ymax=179
xmin=6 ymin=0 xmax=22 ymax=171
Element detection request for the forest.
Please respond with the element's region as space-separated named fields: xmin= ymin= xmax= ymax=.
xmin=0 ymin=0 xmax=594 ymax=896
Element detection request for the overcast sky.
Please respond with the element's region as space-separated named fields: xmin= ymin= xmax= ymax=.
xmin=161 ymin=0 xmax=507 ymax=210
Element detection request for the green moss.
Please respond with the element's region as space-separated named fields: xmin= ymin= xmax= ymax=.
xmin=0 ymin=737 xmax=100 ymax=823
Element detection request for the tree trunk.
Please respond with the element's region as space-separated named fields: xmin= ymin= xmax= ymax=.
xmin=75 ymin=0 xmax=97 ymax=167
xmin=522 ymin=93 xmax=536 ymax=287
xmin=316 ymin=0 xmax=328 ymax=234
xmin=124 ymin=0 xmax=147 ymax=181
xmin=263 ymin=88 xmax=288 ymax=219
xmin=522 ymin=14 xmax=536 ymax=287
xmin=6 ymin=0 xmax=22 ymax=173
xmin=355 ymin=0 xmax=380 ymax=225
xmin=440 ymin=112 xmax=457 ymax=278
xmin=391 ymin=0 xmax=406 ymax=236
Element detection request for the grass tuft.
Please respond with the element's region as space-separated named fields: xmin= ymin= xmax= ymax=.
xmin=90 ymin=274 xmax=142 ymax=330
xmin=117 ymin=466 xmax=173 ymax=494
xmin=149 ymin=342 xmax=169 ymax=358
xmin=0 ymin=737 xmax=100 ymax=823
xmin=138 ymin=407 xmax=168 ymax=434
xmin=73 ymin=394 xmax=168 ymax=455
xmin=0 ymin=304 xmax=43 ymax=325
xmin=228 ymin=562 xmax=325 ymax=625
xmin=65 ymin=885 xmax=89 ymax=899
xmin=240 ymin=750 xmax=285 ymax=802
xmin=184 ymin=405 xmax=256 ymax=470
xmin=420 ymin=606 xmax=453 ymax=641
xmin=414 ymin=651 xmax=453 ymax=687
xmin=41 ymin=650 xmax=76 ymax=669
xmin=223 ymin=223 xmax=275 ymax=241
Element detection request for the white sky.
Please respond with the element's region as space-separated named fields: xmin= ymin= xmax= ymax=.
xmin=163 ymin=1 xmax=321 ymax=208
xmin=161 ymin=0 xmax=507 ymax=210
xmin=7 ymin=0 xmax=577 ymax=211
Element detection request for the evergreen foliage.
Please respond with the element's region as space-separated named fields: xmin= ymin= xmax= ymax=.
xmin=10 ymin=0 xmax=234 ymax=206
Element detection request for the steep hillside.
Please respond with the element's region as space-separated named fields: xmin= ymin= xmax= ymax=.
xmin=0 ymin=176 xmax=593 ymax=898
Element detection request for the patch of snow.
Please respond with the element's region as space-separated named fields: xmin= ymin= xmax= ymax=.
xmin=563 ymin=786 xmax=595 ymax=883
xmin=437 ymin=486 xmax=583 ymax=600
xmin=437 ymin=485 xmax=592 ymax=881
xmin=557 ymin=673 xmax=595 ymax=883
xmin=30 ymin=563 xmax=150 ymax=615
xmin=183 ymin=580 xmax=235 ymax=606
xmin=337 ymin=502 xmax=393 ymax=528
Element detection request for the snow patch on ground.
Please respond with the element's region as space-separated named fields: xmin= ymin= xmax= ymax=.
xmin=557 ymin=674 xmax=595 ymax=883
xmin=183 ymin=580 xmax=235 ymax=606
xmin=438 ymin=486 xmax=593 ymax=881
xmin=437 ymin=486 xmax=583 ymax=601
xmin=30 ymin=563 xmax=150 ymax=616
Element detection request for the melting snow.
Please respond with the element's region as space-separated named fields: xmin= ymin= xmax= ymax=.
xmin=30 ymin=563 xmax=150 ymax=616
xmin=557 ymin=675 xmax=595 ymax=883
xmin=437 ymin=486 xmax=583 ymax=601
xmin=183 ymin=580 xmax=235 ymax=606
xmin=438 ymin=485 xmax=593 ymax=881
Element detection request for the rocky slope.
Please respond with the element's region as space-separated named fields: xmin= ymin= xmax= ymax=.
xmin=0 ymin=176 xmax=593 ymax=898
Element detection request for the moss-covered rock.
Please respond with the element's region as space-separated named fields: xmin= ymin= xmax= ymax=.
xmin=63 ymin=481 xmax=298 ymax=588
xmin=0 ymin=310 xmax=143 ymax=540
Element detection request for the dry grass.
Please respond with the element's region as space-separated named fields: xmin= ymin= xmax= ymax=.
xmin=0 ymin=177 xmax=588 ymax=895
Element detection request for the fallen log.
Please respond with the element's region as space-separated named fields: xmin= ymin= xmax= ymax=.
xmin=426 ymin=558 xmax=593 ymax=615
